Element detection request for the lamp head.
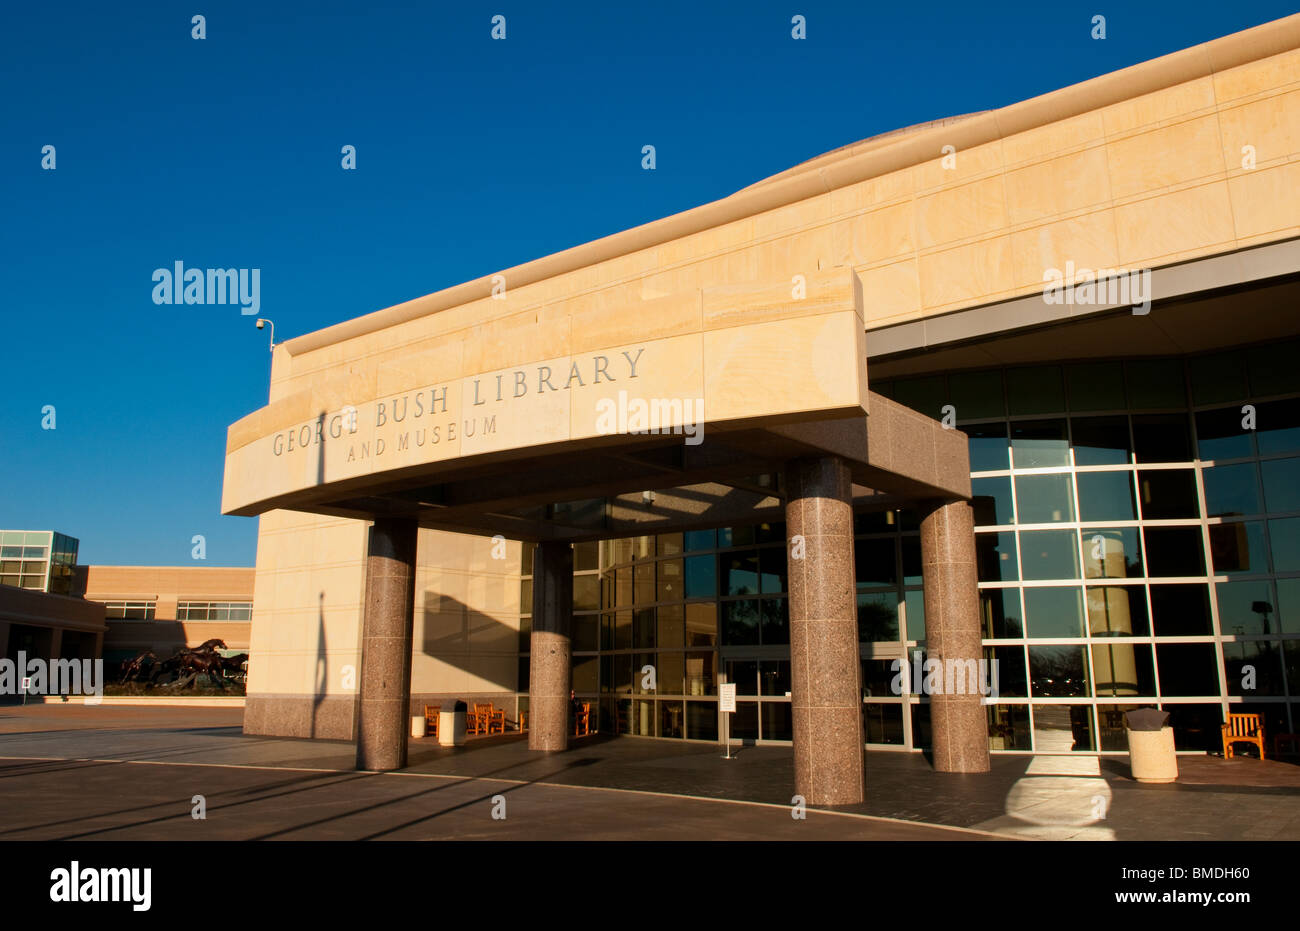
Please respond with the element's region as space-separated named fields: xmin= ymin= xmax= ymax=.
xmin=255 ymin=318 xmax=266 ymax=330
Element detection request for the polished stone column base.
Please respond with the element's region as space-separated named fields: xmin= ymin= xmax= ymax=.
xmin=529 ymin=541 xmax=574 ymax=752
xmin=356 ymin=518 xmax=418 ymax=772
xmin=784 ymin=456 xmax=865 ymax=806
xmin=920 ymin=499 xmax=991 ymax=774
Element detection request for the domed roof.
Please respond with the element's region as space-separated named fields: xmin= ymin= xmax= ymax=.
xmin=738 ymin=111 xmax=992 ymax=192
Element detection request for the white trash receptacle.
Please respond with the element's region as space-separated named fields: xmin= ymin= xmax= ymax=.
xmin=439 ymin=700 xmax=468 ymax=747
xmin=1125 ymin=708 xmax=1178 ymax=784
xmin=411 ymin=715 xmax=426 ymax=739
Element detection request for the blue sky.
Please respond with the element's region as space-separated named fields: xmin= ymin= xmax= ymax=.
xmin=1 ymin=0 xmax=1295 ymax=566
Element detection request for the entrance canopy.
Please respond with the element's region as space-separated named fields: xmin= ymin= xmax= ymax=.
xmin=221 ymin=267 xmax=970 ymax=541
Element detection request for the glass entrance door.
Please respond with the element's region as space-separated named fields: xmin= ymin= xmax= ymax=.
xmin=722 ymin=657 xmax=792 ymax=744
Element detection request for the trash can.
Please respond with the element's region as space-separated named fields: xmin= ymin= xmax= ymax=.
xmin=411 ymin=715 xmax=426 ymax=739
xmin=1125 ymin=707 xmax=1178 ymax=783
xmin=439 ymin=700 xmax=468 ymax=747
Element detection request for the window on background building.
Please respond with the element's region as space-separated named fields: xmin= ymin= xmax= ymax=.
xmin=103 ymin=601 xmax=157 ymax=620
xmin=176 ymin=602 xmax=252 ymax=621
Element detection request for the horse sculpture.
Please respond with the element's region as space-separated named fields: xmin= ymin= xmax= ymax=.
xmin=119 ymin=650 xmax=157 ymax=683
xmin=146 ymin=639 xmax=236 ymax=690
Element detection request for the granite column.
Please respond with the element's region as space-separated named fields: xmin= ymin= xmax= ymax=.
xmin=356 ymin=518 xmax=418 ymax=771
xmin=529 ymin=540 xmax=574 ymax=751
xmin=784 ymin=456 xmax=865 ymax=806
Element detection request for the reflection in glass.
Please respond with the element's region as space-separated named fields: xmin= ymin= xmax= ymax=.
xmin=1269 ymin=518 xmax=1300 ymax=572
xmin=1006 ymin=366 xmax=1065 ymax=415
xmin=657 ymin=605 xmax=684 ymax=647
xmin=976 ymin=532 xmax=1018 ymax=582
xmin=988 ymin=704 xmax=1032 ymax=750
xmin=1091 ymin=643 xmax=1155 ymax=696
xmin=863 ymin=703 xmax=904 ymax=745
xmin=761 ymin=702 xmax=793 ymax=741
xmin=722 ymin=599 xmax=760 ymax=645
xmin=966 ymin=422 xmax=1010 ymax=472
xmin=985 ymin=645 xmax=1028 ymax=697
xmin=855 ymin=537 xmax=897 ymax=588
xmin=1202 ymin=463 xmax=1261 ymax=517
xmin=684 ymin=555 xmax=717 ymax=597
xmin=1196 ymin=407 xmax=1254 ymax=460
xmin=1031 ymin=703 xmax=1095 ymax=751
xmin=1011 ymin=419 xmax=1070 ymax=468
xmin=857 ymin=593 xmax=899 ymax=642
xmin=657 ymin=558 xmax=684 ymax=601
xmin=971 ymin=476 xmax=1014 ymax=526
xmin=1018 ymin=530 xmax=1080 ymax=581
xmin=759 ymin=547 xmax=787 ymax=594
xmin=1277 ymin=578 xmax=1300 ymax=634
xmin=980 ymin=589 xmax=1023 ymax=638
xmin=1222 ymin=641 xmax=1283 ymax=696
xmin=1255 ymin=398 xmax=1300 ymax=455
xmin=1072 ymin=415 xmax=1132 ymax=466
xmin=1087 ymin=585 xmax=1150 ymax=636
xmin=1024 ymin=587 xmax=1085 ymax=638
xmin=656 ymin=651 xmax=685 ymax=694
xmin=685 ymin=603 xmax=717 ymax=647
xmin=761 ymin=598 xmax=789 ymax=645
xmin=685 ymin=650 xmax=717 ymax=695
xmin=904 ymin=589 xmax=926 ymax=641
xmin=1138 ymin=470 xmax=1199 ymax=519
xmin=1029 ymin=646 xmax=1090 ymax=697
xmin=948 ymin=369 xmax=1005 ymax=419
xmin=1133 ymin=414 xmax=1193 ymax=463
xmin=1066 ymin=362 xmax=1126 ymax=412
xmin=1081 ymin=527 xmax=1142 ymax=579
xmin=1149 ymin=584 xmax=1213 ymax=635
xmin=1215 ymin=580 xmax=1275 ymax=636
xmin=759 ymin=661 xmax=791 ymax=696
xmin=1125 ymin=359 xmax=1185 ymax=410
xmin=1208 ymin=521 xmax=1268 ymax=576
xmin=1155 ymin=643 xmax=1219 ymax=696
xmin=1261 ymin=457 xmax=1300 ymax=512
xmin=686 ymin=701 xmax=717 ymax=740
xmin=1076 ymin=470 xmax=1137 ymax=521
xmin=723 ymin=551 xmax=760 ymax=595
xmin=1015 ymin=473 xmax=1076 ymax=523
xmin=1143 ymin=527 xmax=1205 ymax=577
xmin=659 ymin=700 xmax=684 ymax=738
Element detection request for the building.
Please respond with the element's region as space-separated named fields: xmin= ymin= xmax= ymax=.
xmin=0 ymin=531 xmax=106 ymax=669
xmin=222 ymin=16 xmax=1300 ymax=804
xmin=76 ymin=566 xmax=255 ymax=666
xmin=1 ymin=530 xmax=79 ymax=595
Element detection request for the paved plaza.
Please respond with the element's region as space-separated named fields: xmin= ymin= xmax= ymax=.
xmin=0 ymin=705 xmax=1297 ymax=841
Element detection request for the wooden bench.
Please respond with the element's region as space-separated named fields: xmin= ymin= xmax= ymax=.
xmin=1221 ymin=713 xmax=1266 ymax=759
xmin=480 ymin=702 xmax=505 ymax=735
xmin=574 ymin=701 xmax=591 ymax=736
xmin=423 ymin=704 xmax=440 ymax=740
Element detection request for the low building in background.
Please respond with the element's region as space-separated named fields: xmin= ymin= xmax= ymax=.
xmin=0 ymin=531 xmax=106 ymax=669
xmin=75 ymin=566 xmax=254 ymax=666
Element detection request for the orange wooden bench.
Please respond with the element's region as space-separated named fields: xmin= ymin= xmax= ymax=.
xmin=574 ymin=701 xmax=591 ymax=736
xmin=480 ymin=702 xmax=505 ymax=735
xmin=1221 ymin=713 xmax=1266 ymax=759
xmin=423 ymin=704 xmax=440 ymax=739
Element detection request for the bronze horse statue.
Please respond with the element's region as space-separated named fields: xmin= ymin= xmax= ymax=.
xmin=119 ymin=650 xmax=156 ymax=683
